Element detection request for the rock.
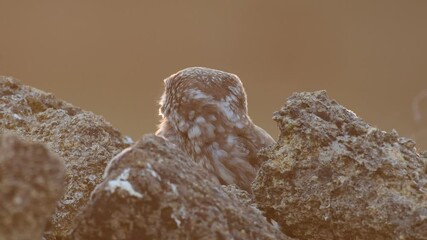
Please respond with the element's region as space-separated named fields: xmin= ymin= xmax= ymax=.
xmin=71 ymin=134 xmax=289 ymax=240
xmin=0 ymin=76 xmax=130 ymax=238
xmin=0 ymin=134 xmax=65 ymax=240
xmin=222 ymin=184 xmax=254 ymax=206
xmin=253 ymin=90 xmax=427 ymax=239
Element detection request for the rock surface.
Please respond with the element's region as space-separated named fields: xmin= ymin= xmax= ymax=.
xmin=253 ymin=91 xmax=427 ymax=239
xmin=4 ymin=74 xmax=425 ymax=240
xmin=71 ymin=134 xmax=289 ymax=240
xmin=0 ymin=77 xmax=130 ymax=238
xmin=0 ymin=134 xmax=65 ymax=240
xmin=221 ymin=184 xmax=254 ymax=206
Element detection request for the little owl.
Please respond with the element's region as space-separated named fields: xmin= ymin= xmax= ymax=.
xmin=156 ymin=67 xmax=275 ymax=191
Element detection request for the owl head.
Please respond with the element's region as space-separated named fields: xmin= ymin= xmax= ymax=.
xmin=159 ymin=67 xmax=248 ymax=119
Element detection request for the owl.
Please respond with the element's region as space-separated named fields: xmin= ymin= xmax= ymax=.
xmin=156 ymin=67 xmax=275 ymax=191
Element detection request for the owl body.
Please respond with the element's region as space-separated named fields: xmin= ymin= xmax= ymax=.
xmin=156 ymin=67 xmax=275 ymax=191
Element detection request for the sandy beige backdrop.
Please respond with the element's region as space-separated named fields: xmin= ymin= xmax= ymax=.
xmin=1 ymin=1 xmax=426 ymax=150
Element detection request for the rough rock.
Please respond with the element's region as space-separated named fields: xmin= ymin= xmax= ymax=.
xmin=253 ymin=91 xmax=427 ymax=239
xmin=0 ymin=76 xmax=130 ymax=238
xmin=71 ymin=134 xmax=289 ymax=240
xmin=0 ymin=134 xmax=65 ymax=240
xmin=222 ymin=184 xmax=254 ymax=206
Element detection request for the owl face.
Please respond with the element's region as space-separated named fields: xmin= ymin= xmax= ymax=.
xmin=159 ymin=67 xmax=248 ymax=119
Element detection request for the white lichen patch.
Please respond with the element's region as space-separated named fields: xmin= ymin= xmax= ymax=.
xmin=87 ymin=174 xmax=97 ymax=181
xmin=12 ymin=113 xmax=22 ymax=120
xmin=106 ymin=168 xmax=143 ymax=198
xmin=74 ymin=191 xmax=84 ymax=200
xmin=62 ymin=199 xmax=75 ymax=205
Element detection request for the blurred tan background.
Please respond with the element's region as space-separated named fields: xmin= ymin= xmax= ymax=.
xmin=1 ymin=0 xmax=426 ymax=150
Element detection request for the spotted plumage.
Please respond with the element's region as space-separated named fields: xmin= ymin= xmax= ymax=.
xmin=156 ymin=67 xmax=275 ymax=191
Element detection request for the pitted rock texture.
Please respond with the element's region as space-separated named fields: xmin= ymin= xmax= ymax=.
xmin=222 ymin=184 xmax=254 ymax=206
xmin=253 ymin=90 xmax=427 ymax=240
xmin=71 ymin=134 xmax=289 ymax=240
xmin=0 ymin=76 xmax=130 ymax=239
xmin=0 ymin=134 xmax=65 ymax=240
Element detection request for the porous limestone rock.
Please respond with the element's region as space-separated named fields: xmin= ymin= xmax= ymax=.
xmin=253 ymin=91 xmax=427 ymax=239
xmin=0 ymin=134 xmax=65 ymax=240
xmin=222 ymin=184 xmax=254 ymax=206
xmin=71 ymin=134 xmax=289 ymax=240
xmin=0 ymin=76 xmax=130 ymax=239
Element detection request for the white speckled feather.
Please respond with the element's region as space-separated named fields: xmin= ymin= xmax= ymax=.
xmin=156 ymin=67 xmax=275 ymax=191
